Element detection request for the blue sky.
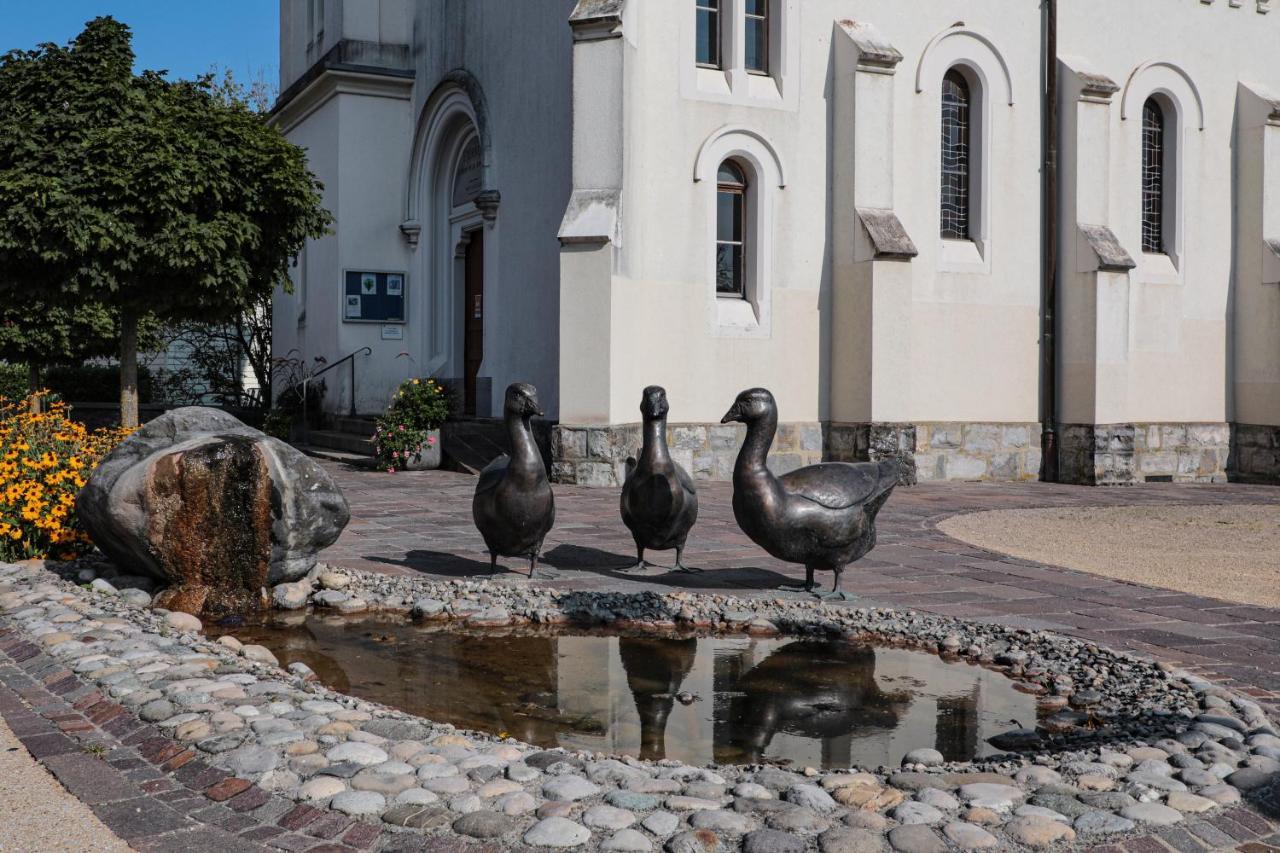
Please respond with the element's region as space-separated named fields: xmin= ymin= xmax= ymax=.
xmin=0 ymin=1 xmax=279 ymax=89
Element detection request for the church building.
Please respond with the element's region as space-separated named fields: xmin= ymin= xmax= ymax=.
xmin=272 ymin=0 xmax=1280 ymax=486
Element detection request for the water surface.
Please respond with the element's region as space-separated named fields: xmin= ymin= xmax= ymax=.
xmin=229 ymin=618 xmax=1038 ymax=769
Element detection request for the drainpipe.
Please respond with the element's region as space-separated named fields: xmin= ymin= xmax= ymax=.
xmin=1040 ymin=0 xmax=1060 ymax=482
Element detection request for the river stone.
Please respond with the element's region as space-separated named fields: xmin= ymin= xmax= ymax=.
xmin=609 ymin=790 xmax=660 ymax=811
xmin=1029 ymin=793 xmax=1089 ymax=818
xmin=586 ymin=805 xmax=639 ymax=830
xmin=689 ymin=809 xmax=751 ymax=834
xmin=331 ymin=790 xmax=385 ymax=816
xmin=225 ymin=744 xmax=279 ymax=774
xmin=1164 ymin=791 xmax=1216 ymax=813
xmin=820 ymin=827 xmax=888 ymax=853
xmin=767 ymin=807 xmax=830 ymax=835
xmin=327 ymin=742 xmax=388 ymax=766
xmin=785 ymin=784 xmax=838 ymax=814
xmin=742 ymin=829 xmax=805 ymax=853
xmin=893 ymin=802 xmax=945 ymax=825
xmin=524 ymin=817 xmax=592 ymax=848
xmin=903 ymin=749 xmax=944 ymax=767
xmin=543 ymin=774 xmax=601 ymax=801
xmin=916 ymin=789 xmax=960 ymax=811
xmin=602 ymin=829 xmax=654 ymax=852
xmin=644 ymin=811 xmax=680 ymax=837
xmin=1073 ymin=810 xmax=1136 ymax=835
xmin=941 ymin=822 xmax=997 ymax=850
xmin=1120 ymin=802 xmax=1183 ymax=825
xmin=1226 ymin=766 xmax=1272 ymax=790
xmin=452 ymin=811 xmax=517 ymax=838
xmin=77 ymin=407 xmax=349 ymax=616
xmin=666 ymin=830 xmax=722 ymax=853
xmin=1003 ymin=816 xmax=1076 ymax=846
xmin=956 ymin=784 xmax=1024 ymax=810
xmin=887 ymin=824 xmax=947 ymax=853
xmin=299 ymin=776 xmax=346 ymax=801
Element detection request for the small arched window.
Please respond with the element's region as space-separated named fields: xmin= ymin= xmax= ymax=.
xmin=1141 ymin=97 xmax=1167 ymax=254
xmin=716 ymin=161 xmax=747 ymax=297
xmin=940 ymin=69 xmax=972 ymax=240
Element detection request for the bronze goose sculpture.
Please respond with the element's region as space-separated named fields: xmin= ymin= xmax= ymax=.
xmin=619 ymin=386 xmax=699 ymax=573
xmin=472 ymin=383 xmax=556 ymax=578
xmin=721 ymin=388 xmax=899 ymax=600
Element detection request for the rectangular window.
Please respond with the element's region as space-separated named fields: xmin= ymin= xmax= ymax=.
xmin=696 ymin=0 xmax=721 ymax=69
xmin=745 ymin=0 xmax=769 ymax=75
xmin=717 ymin=182 xmax=745 ymax=296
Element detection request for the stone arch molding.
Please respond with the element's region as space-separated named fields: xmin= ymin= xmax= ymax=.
xmin=915 ymin=26 xmax=1014 ymax=106
xmin=1121 ymin=61 xmax=1206 ymax=130
xmin=693 ymin=126 xmax=787 ymax=189
xmin=405 ymin=70 xmax=495 ymax=227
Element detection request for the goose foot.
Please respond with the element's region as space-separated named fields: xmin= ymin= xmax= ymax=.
xmin=815 ymin=590 xmax=856 ymax=602
xmin=673 ymin=547 xmax=701 ymax=574
xmin=617 ymin=560 xmax=650 ymax=575
xmin=778 ymin=582 xmax=816 ymax=593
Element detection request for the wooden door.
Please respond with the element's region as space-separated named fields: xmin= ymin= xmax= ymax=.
xmin=463 ymin=230 xmax=484 ymax=416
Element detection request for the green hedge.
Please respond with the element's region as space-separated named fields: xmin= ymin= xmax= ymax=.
xmin=0 ymin=363 xmax=154 ymax=403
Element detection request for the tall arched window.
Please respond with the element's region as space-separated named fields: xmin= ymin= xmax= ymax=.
xmin=716 ymin=161 xmax=747 ymax=297
xmin=1141 ymin=97 xmax=1166 ymax=254
xmin=940 ymin=69 xmax=972 ymax=240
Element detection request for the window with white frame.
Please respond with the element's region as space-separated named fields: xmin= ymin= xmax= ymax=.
xmin=308 ymin=0 xmax=325 ymax=46
xmin=695 ymin=0 xmax=721 ymax=69
xmin=940 ymin=68 xmax=972 ymax=241
xmin=716 ymin=161 xmax=748 ymax=297
xmin=745 ymin=0 xmax=769 ymax=75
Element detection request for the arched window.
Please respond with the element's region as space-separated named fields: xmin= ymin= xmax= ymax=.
xmin=695 ymin=0 xmax=721 ymax=68
xmin=1141 ymin=97 xmax=1167 ymax=254
xmin=716 ymin=161 xmax=747 ymax=297
xmin=940 ymin=69 xmax=972 ymax=240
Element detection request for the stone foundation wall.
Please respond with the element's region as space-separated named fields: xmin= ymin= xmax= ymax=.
xmin=1060 ymin=423 xmax=1229 ymax=485
xmin=551 ymin=422 xmax=824 ymax=486
xmin=552 ymin=421 xmax=1042 ymax=486
xmin=1228 ymin=423 xmax=1280 ymax=483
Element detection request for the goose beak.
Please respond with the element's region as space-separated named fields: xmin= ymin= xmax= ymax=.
xmin=721 ymin=406 xmax=740 ymax=424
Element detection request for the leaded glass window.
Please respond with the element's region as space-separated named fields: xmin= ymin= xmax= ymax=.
xmin=1141 ymin=98 xmax=1166 ymax=254
xmin=696 ymin=0 xmax=721 ymax=68
xmin=940 ymin=70 xmax=971 ymax=240
xmin=717 ymin=161 xmax=747 ymax=297
xmin=745 ymin=0 xmax=769 ymax=74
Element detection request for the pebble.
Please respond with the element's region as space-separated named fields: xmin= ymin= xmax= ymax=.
xmin=887 ymin=824 xmax=947 ymax=853
xmin=902 ymin=748 xmax=943 ymax=767
xmin=689 ymin=809 xmax=751 ymax=834
xmin=892 ymin=802 xmax=945 ymax=825
xmin=941 ymin=821 xmax=997 ymax=850
xmin=524 ymin=816 xmax=592 ymax=848
xmin=602 ymin=829 xmax=654 ymax=851
xmin=743 ymin=829 xmax=806 ymax=853
xmin=819 ymin=827 xmax=888 ymax=853
xmin=1002 ymin=816 xmax=1076 ymax=846
xmin=326 ymin=742 xmax=388 ymax=766
xmin=330 ymin=790 xmax=385 ymax=816
xmin=643 ymin=811 xmax=680 ymax=837
xmin=1120 ymin=802 xmax=1184 ymax=825
xmin=785 ymin=784 xmax=838 ymax=814
xmin=240 ymin=644 xmax=279 ymax=666
xmin=542 ymin=775 xmax=601 ymax=802
xmin=956 ymin=783 xmax=1024 ymax=811
xmin=452 ymin=811 xmax=516 ymax=838
xmin=585 ymin=804 xmax=639 ymax=830
xmin=1073 ymin=810 xmax=1136 ymax=835
xmin=164 ymin=611 xmax=201 ymax=633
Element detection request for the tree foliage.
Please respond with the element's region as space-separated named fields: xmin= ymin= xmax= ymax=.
xmin=0 ymin=17 xmax=331 ymax=424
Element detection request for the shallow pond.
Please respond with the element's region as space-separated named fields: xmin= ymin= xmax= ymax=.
xmin=227 ymin=617 xmax=1039 ymax=769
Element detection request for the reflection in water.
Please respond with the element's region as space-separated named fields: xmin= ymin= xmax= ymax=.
xmin=619 ymin=638 xmax=698 ymax=760
xmin=227 ymin=618 xmax=1038 ymax=769
xmin=711 ymin=642 xmax=910 ymax=766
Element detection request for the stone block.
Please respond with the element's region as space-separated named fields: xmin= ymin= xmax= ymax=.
xmin=1025 ymin=447 xmax=1043 ymax=479
xmin=1138 ymin=451 xmax=1177 ymax=475
xmin=961 ymin=424 xmax=1000 ymax=454
xmin=671 ymin=448 xmax=695 ymax=475
xmin=798 ymin=423 xmax=824 ymax=452
xmin=671 ymin=426 xmax=707 ymax=451
xmin=550 ymin=462 xmax=577 ymax=484
xmin=575 ymin=463 xmax=617 ymax=488
xmin=1001 ymin=425 xmax=1030 ymax=448
xmin=1159 ymin=424 xmax=1188 ymax=448
xmin=947 ymin=454 xmax=989 ymax=481
xmin=1188 ymin=423 xmax=1230 ymax=447
xmin=552 ymin=428 xmax=587 ymax=461
xmin=928 ymin=424 xmax=963 ymax=450
xmin=708 ymin=424 xmax=744 ymax=450
xmin=768 ymin=453 xmax=806 ymax=475
xmin=989 ymin=453 xmax=1021 ymax=481
xmin=914 ymin=454 xmax=943 ymax=481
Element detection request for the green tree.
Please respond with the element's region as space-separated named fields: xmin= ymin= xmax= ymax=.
xmin=0 ymin=18 xmax=330 ymax=426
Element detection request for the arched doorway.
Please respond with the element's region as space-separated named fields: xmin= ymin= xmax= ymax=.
xmin=405 ymin=77 xmax=495 ymax=416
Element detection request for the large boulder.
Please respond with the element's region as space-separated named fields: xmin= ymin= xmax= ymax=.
xmin=78 ymin=407 xmax=350 ymax=616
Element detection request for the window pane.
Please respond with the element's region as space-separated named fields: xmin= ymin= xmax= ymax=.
xmin=717 ymin=244 xmax=743 ymax=295
xmin=696 ymin=9 xmax=719 ymax=67
xmin=745 ymin=0 xmax=767 ymax=14
xmin=717 ymin=190 xmax=742 ymax=243
xmin=940 ymin=70 xmax=971 ymax=240
xmin=717 ymin=161 xmax=744 ymax=186
xmin=1141 ymin=99 xmax=1165 ymax=254
xmin=745 ymin=19 xmax=767 ymax=73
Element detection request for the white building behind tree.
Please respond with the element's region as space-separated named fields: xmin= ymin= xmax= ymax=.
xmin=272 ymin=0 xmax=1280 ymax=485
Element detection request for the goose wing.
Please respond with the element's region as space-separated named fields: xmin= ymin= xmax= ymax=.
xmin=474 ymin=454 xmax=510 ymax=499
xmin=778 ymin=460 xmax=898 ymax=510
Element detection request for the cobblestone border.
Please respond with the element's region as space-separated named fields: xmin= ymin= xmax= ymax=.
xmin=5 ymin=561 xmax=1280 ymax=852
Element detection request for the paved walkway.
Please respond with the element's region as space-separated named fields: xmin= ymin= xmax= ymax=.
xmin=323 ymin=465 xmax=1280 ymax=714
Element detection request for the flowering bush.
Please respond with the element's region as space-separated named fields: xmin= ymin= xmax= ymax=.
xmin=372 ymin=378 xmax=451 ymax=473
xmin=0 ymin=395 xmax=133 ymax=561
xmin=387 ymin=377 xmax=452 ymax=431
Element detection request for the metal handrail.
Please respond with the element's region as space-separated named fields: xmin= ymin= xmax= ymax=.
xmin=301 ymin=346 xmax=372 ymax=443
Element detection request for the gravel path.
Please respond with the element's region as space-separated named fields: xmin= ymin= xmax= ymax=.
xmin=939 ymin=504 xmax=1280 ymax=609
xmin=0 ymin=713 xmax=130 ymax=853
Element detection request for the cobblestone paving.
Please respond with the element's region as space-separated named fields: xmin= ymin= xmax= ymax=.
xmin=323 ymin=467 xmax=1280 ymax=715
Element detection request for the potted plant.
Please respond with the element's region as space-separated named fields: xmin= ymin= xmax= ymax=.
xmin=373 ymin=377 xmax=452 ymax=472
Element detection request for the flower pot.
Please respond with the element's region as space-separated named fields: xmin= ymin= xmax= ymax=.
xmin=401 ymin=429 xmax=442 ymax=471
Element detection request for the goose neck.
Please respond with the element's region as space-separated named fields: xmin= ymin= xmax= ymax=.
xmin=506 ymin=412 xmax=541 ymax=472
xmin=736 ymin=411 xmax=777 ymax=473
xmin=640 ymin=417 xmax=671 ymax=464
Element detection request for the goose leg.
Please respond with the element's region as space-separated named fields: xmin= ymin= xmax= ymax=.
xmin=816 ymin=567 xmax=856 ymax=602
xmin=617 ymin=542 xmax=649 ymax=574
xmin=528 ymin=541 xmax=557 ymax=580
xmin=779 ymin=565 xmax=816 ymax=593
xmin=674 ymin=544 xmax=702 ymax=574
xmin=488 ymin=553 xmax=498 ymax=575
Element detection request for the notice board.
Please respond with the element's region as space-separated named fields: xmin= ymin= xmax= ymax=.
xmin=343 ymin=271 xmax=406 ymax=323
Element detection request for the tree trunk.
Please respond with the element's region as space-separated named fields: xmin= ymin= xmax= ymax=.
xmin=120 ymin=310 xmax=140 ymax=428
xmin=26 ymin=363 xmax=42 ymax=414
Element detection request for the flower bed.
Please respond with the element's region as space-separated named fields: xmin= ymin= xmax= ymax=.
xmin=374 ymin=378 xmax=450 ymax=472
xmin=0 ymin=396 xmax=131 ymax=561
